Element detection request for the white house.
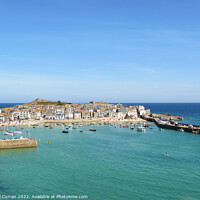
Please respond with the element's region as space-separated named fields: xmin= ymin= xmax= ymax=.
xmin=138 ymin=105 xmax=146 ymax=116
xmin=117 ymin=112 xmax=126 ymax=119
xmin=55 ymin=109 xmax=65 ymax=120
xmin=0 ymin=114 xmax=6 ymax=122
xmin=127 ymin=108 xmax=138 ymax=119
xmin=73 ymin=111 xmax=81 ymax=119
xmin=19 ymin=110 xmax=30 ymax=120
xmin=65 ymin=111 xmax=73 ymax=119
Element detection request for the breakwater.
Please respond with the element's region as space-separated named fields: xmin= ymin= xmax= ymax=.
xmin=0 ymin=138 xmax=37 ymax=149
xmin=143 ymin=115 xmax=200 ymax=134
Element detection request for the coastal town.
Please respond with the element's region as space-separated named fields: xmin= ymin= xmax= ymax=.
xmin=0 ymin=98 xmax=151 ymax=125
xmin=0 ymin=98 xmax=200 ymax=150
xmin=1 ymin=98 xmax=200 ymax=135
xmin=0 ymin=98 xmax=152 ymax=150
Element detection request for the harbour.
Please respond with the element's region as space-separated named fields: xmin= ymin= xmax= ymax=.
xmin=0 ymin=118 xmax=200 ymax=200
xmin=1 ymin=0 xmax=200 ymax=198
xmin=0 ymin=103 xmax=200 ymax=200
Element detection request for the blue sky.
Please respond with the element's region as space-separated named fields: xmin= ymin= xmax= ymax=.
xmin=0 ymin=0 xmax=200 ymax=103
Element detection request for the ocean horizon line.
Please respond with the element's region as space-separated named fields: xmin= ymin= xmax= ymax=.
xmin=0 ymin=102 xmax=200 ymax=104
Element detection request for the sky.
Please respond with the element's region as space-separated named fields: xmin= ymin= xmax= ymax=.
xmin=0 ymin=0 xmax=200 ymax=103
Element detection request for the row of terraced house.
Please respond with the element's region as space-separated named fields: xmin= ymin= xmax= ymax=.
xmin=0 ymin=102 xmax=150 ymax=123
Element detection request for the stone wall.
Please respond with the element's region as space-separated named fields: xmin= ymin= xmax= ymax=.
xmin=0 ymin=139 xmax=37 ymax=149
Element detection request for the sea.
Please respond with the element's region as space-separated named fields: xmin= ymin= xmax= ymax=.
xmin=0 ymin=103 xmax=200 ymax=200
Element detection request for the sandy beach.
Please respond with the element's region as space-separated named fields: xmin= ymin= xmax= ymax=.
xmin=0 ymin=117 xmax=146 ymax=127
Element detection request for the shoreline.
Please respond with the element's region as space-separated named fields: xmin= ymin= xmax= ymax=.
xmin=0 ymin=118 xmax=146 ymax=127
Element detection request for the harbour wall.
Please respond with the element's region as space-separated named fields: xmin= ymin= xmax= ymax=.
xmin=0 ymin=139 xmax=37 ymax=150
xmin=142 ymin=116 xmax=200 ymax=134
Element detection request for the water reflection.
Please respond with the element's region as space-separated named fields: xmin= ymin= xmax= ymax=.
xmin=0 ymin=147 xmax=37 ymax=155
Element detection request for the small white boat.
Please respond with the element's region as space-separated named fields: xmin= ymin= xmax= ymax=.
xmin=137 ymin=126 xmax=145 ymax=132
xmin=4 ymin=132 xmax=13 ymax=136
xmin=179 ymin=128 xmax=184 ymax=132
xmin=14 ymin=131 xmax=22 ymax=134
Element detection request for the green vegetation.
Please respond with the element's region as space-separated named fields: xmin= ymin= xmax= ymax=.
xmin=36 ymin=101 xmax=66 ymax=106
xmin=57 ymin=101 xmax=64 ymax=106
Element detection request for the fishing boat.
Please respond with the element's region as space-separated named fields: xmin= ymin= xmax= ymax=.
xmin=4 ymin=132 xmax=13 ymax=136
xmin=79 ymin=130 xmax=83 ymax=132
xmin=14 ymin=131 xmax=22 ymax=134
xmin=137 ymin=126 xmax=145 ymax=132
xmin=144 ymin=123 xmax=150 ymax=127
xmin=62 ymin=130 xmax=68 ymax=133
xmin=89 ymin=129 xmax=96 ymax=131
xmin=192 ymin=130 xmax=199 ymax=134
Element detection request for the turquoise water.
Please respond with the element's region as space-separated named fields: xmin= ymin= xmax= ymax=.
xmin=0 ymin=103 xmax=200 ymax=199
xmin=0 ymin=123 xmax=200 ymax=200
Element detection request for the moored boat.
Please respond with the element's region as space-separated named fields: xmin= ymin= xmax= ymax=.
xmin=14 ymin=131 xmax=22 ymax=134
xmin=137 ymin=126 xmax=145 ymax=132
xmin=144 ymin=123 xmax=150 ymax=127
xmin=4 ymin=132 xmax=13 ymax=136
xmin=89 ymin=129 xmax=96 ymax=131
xmin=62 ymin=130 xmax=68 ymax=133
